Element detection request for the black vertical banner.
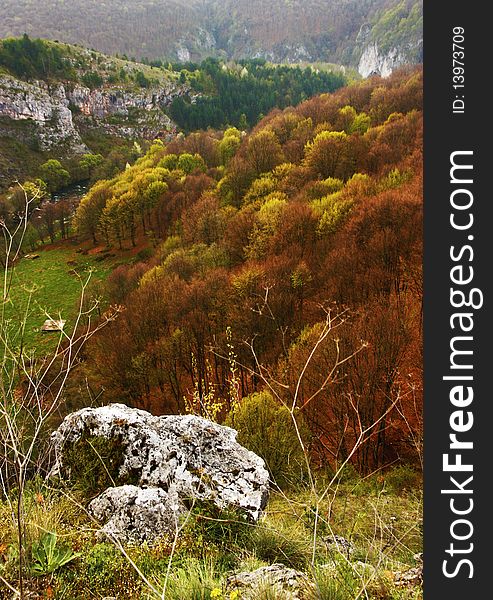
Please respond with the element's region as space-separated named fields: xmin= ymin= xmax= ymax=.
xmin=424 ymin=2 xmax=491 ymax=598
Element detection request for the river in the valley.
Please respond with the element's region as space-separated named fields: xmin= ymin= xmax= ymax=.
xmin=52 ymin=180 xmax=90 ymax=203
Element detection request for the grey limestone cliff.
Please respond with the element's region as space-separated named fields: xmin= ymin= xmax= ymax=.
xmin=358 ymin=40 xmax=423 ymax=78
xmin=0 ymin=74 xmax=87 ymax=152
xmin=0 ymin=74 xmax=189 ymax=156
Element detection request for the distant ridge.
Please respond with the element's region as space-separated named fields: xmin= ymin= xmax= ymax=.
xmin=0 ymin=0 xmax=422 ymax=74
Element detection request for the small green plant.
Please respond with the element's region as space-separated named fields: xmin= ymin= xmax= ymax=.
xmin=158 ymin=556 xmax=224 ymax=600
xmin=55 ymin=541 xmax=145 ymax=598
xmin=247 ymin=518 xmax=311 ymax=570
xmin=383 ymin=466 xmax=422 ymax=495
xmin=179 ymin=500 xmax=252 ymax=560
xmin=311 ymin=562 xmax=360 ymax=600
xmin=30 ymin=531 xmax=79 ymax=576
xmin=225 ymin=391 xmax=310 ymax=489
xmin=0 ymin=544 xmax=20 ymax=579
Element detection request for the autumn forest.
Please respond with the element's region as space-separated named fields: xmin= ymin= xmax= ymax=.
xmin=70 ymin=67 xmax=423 ymax=474
xmin=0 ymin=12 xmax=426 ymax=591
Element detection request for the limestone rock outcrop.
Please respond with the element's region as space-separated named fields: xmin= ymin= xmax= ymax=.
xmin=88 ymin=485 xmax=182 ymax=543
xmin=0 ymin=73 xmax=189 ymax=159
xmin=49 ymin=403 xmax=270 ymax=542
xmin=0 ymin=74 xmax=87 ymax=152
xmin=358 ymin=40 xmax=423 ymax=78
xmin=225 ymin=564 xmax=314 ymax=599
xmin=323 ymin=534 xmax=355 ymax=558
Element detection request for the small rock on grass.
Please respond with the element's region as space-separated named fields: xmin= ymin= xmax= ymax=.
xmin=225 ymin=564 xmax=314 ymax=599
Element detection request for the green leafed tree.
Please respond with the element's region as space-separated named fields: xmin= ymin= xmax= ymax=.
xmin=38 ymin=160 xmax=70 ymax=194
xmin=78 ymin=153 xmax=104 ymax=179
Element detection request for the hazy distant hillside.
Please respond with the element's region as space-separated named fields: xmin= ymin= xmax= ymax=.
xmin=0 ymin=0 xmax=422 ymax=71
xmin=0 ymin=1 xmax=204 ymax=62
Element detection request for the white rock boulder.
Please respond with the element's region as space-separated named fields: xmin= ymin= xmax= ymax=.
xmin=88 ymin=485 xmax=182 ymax=543
xmin=225 ymin=564 xmax=314 ymax=599
xmin=49 ymin=403 xmax=270 ymax=542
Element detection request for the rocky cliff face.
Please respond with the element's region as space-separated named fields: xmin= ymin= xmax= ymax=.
xmin=0 ymin=74 xmax=188 ymax=156
xmin=66 ymin=81 xmax=191 ymax=140
xmin=0 ymin=74 xmax=88 ymax=153
xmin=66 ymin=81 xmax=186 ymax=118
xmin=175 ymin=26 xmax=217 ymax=63
xmin=356 ymin=1 xmax=423 ymax=78
xmin=358 ymin=42 xmax=422 ymax=78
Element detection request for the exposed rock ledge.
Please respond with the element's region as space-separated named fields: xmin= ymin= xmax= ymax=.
xmin=49 ymin=403 xmax=270 ymax=543
xmin=0 ymin=75 xmax=190 ymax=154
xmin=226 ymin=564 xmax=314 ymax=599
xmin=0 ymin=74 xmax=88 ymax=153
xmin=358 ymin=41 xmax=423 ymax=78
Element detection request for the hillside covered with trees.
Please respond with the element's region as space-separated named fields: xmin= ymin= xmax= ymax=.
xmin=169 ymin=58 xmax=346 ymax=131
xmin=0 ymin=37 xmax=348 ymax=190
xmin=71 ymin=66 xmax=423 ymax=473
xmin=0 ymin=0 xmax=423 ymax=70
xmin=0 ymin=63 xmax=423 ymax=599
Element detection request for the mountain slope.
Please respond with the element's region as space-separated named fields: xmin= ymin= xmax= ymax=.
xmin=0 ymin=37 xmax=347 ymax=188
xmin=71 ymin=67 xmax=423 ymax=472
xmin=0 ymin=38 xmax=186 ymax=188
xmin=0 ymin=0 xmax=422 ymax=72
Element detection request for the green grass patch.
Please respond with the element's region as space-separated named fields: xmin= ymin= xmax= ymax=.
xmin=2 ymin=247 xmax=111 ymax=355
xmin=0 ymin=467 xmax=422 ymax=600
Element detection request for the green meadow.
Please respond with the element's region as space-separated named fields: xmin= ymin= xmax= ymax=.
xmin=2 ymin=247 xmax=111 ymax=355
